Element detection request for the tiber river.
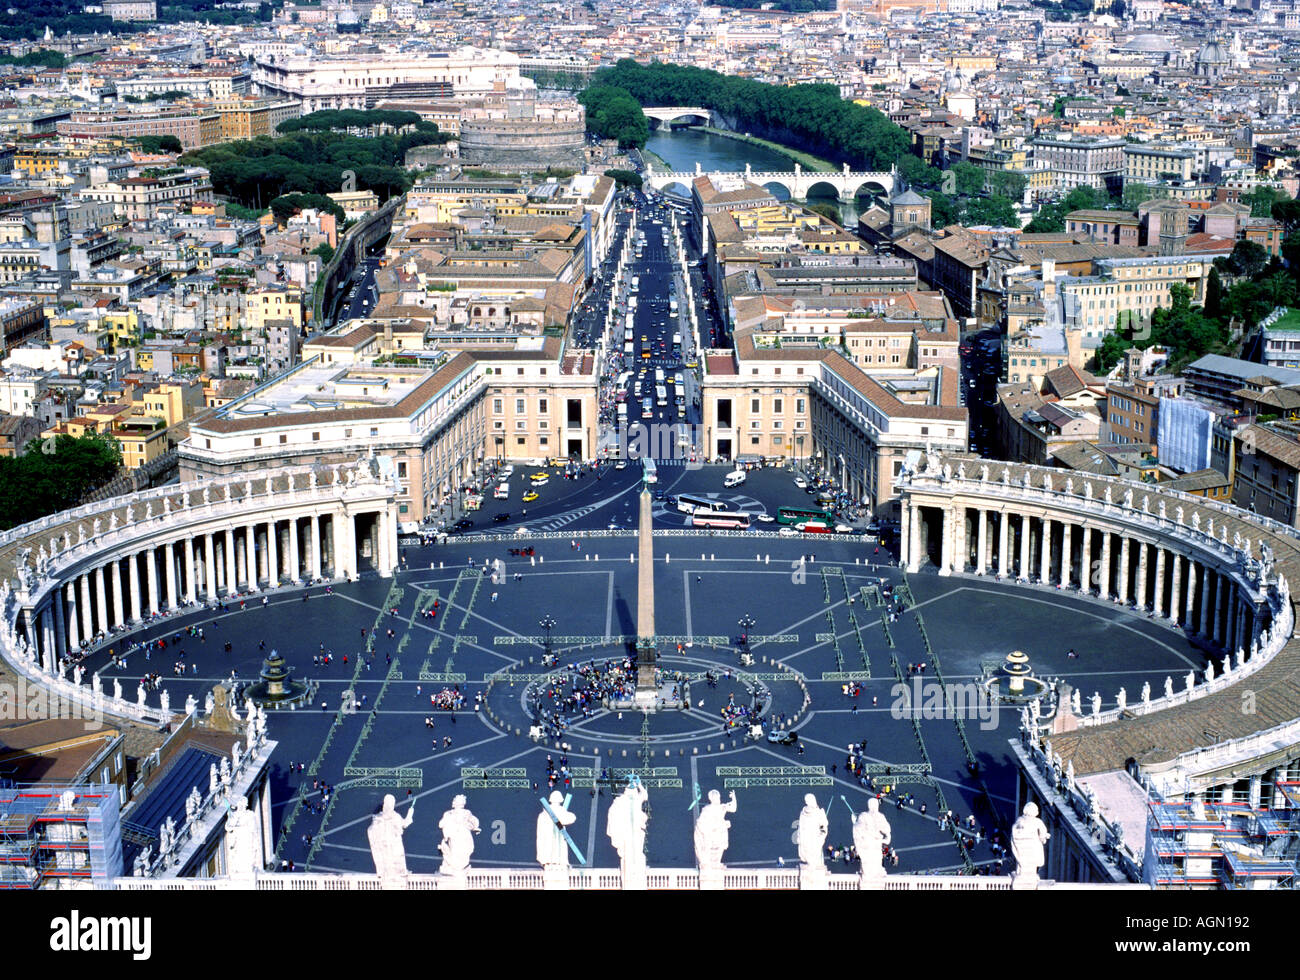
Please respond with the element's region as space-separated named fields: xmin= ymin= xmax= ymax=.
xmin=643 ymin=126 xmax=869 ymax=227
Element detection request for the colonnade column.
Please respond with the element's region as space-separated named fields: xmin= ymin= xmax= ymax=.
xmin=164 ymin=542 xmax=177 ymax=610
xmin=111 ymin=559 xmax=125 ymax=628
xmin=266 ymin=520 xmax=279 ymax=589
xmin=1199 ymin=567 xmax=1213 ymax=639
xmin=53 ymin=588 xmax=67 ymax=655
xmin=245 ymin=525 xmax=257 ymax=590
xmin=1039 ymin=518 xmax=1052 ymax=585
xmin=377 ymin=511 xmax=393 ymax=577
xmin=205 ymin=533 xmax=217 ymax=599
xmin=976 ymin=509 xmax=988 ymax=575
xmin=145 ymin=547 xmax=159 ymax=616
xmin=1185 ymin=561 xmax=1197 ymax=631
xmin=954 ymin=506 xmax=967 ymax=573
xmin=65 ymin=582 xmax=79 ymax=651
xmin=1169 ymin=553 xmax=1183 ymax=626
xmin=1153 ymin=548 xmax=1166 ymax=618
xmin=1099 ymin=531 xmax=1112 ymax=601
xmin=184 ymin=537 xmax=197 ymax=604
xmin=78 ymin=574 xmax=92 ymax=640
xmin=939 ymin=507 xmax=954 ymax=576
xmin=1117 ymin=536 xmax=1131 ymax=605
xmin=997 ymin=511 xmax=1010 ymax=577
xmin=1060 ymin=522 xmax=1072 ymax=589
xmin=309 ymin=515 xmax=322 ymax=580
xmin=1135 ymin=542 xmax=1148 ymax=610
xmin=1079 ymin=526 xmax=1092 ymax=594
xmin=224 ymin=529 xmax=237 ymax=596
xmin=288 ymin=518 xmax=300 ymax=583
xmin=128 ymin=554 xmax=141 ymax=622
xmin=1018 ymin=513 xmax=1031 ymax=580
xmin=1226 ymin=591 xmax=1238 ymax=652
xmin=94 ymin=566 xmax=108 ymax=635
xmin=900 ymin=502 xmax=911 ymax=570
xmin=908 ymin=503 xmax=922 ymax=574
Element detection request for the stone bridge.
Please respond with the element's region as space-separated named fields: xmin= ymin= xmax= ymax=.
xmin=641 ymin=106 xmax=715 ymax=128
xmin=644 ymin=161 xmax=897 ymax=202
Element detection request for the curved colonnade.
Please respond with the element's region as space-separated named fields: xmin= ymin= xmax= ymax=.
xmin=899 ymin=453 xmax=1300 ymax=799
xmin=0 ymin=459 xmax=399 ymax=726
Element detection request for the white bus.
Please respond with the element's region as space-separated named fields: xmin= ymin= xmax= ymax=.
xmin=642 ymin=457 xmax=658 ymax=484
xmin=690 ymin=510 xmax=751 ymax=530
xmin=632 ymin=276 xmax=640 ymax=291
xmin=628 ymin=295 xmax=637 ymax=311
xmin=625 ymin=312 xmax=635 ymax=332
xmin=655 ymin=384 xmax=668 ymax=407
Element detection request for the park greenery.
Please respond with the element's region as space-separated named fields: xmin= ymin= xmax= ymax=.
xmin=578 ymin=85 xmax=650 ymax=149
xmin=131 ymin=134 xmax=184 ymax=155
xmin=710 ymin=0 xmax=833 ymax=9
xmin=182 ymin=116 xmax=446 ymax=210
xmin=1023 ymin=185 xmax=1111 ymax=233
xmin=0 ymin=434 xmax=122 ymax=531
xmin=604 ymin=168 xmax=643 ymax=189
xmin=0 ymin=48 xmax=65 ymax=68
xmin=0 ymin=0 xmax=275 ymax=38
xmin=585 ymin=60 xmax=910 ymax=171
xmin=896 ymin=157 xmax=1022 ymax=228
xmin=269 ymin=193 xmax=344 ymax=225
xmin=276 ymin=108 xmax=435 ymax=136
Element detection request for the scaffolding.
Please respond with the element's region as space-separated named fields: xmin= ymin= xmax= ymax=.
xmin=0 ymin=786 xmax=123 ymax=890
xmin=1146 ymin=787 xmax=1299 ymax=889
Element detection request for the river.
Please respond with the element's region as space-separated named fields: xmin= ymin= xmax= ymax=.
xmin=643 ymin=126 xmax=865 ymax=227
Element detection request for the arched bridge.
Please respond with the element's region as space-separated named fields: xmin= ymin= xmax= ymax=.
xmin=644 ymin=161 xmax=897 ymax=203
xmin=642 ymin=106 xmax=715 ymax=128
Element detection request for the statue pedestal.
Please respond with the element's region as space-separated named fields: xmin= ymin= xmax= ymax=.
xmin=438 ymin=871 xmax=468 ymax=890
xmin=542 ymin=866 xmax=570 ymax=890
xmin=799 ymin=866 xmax=829 ymax=890
xmin=1012 ymin=874 xmax=1040 ymax=890
xmin=698 ymin=867 xmax=725 ymax=890
xmin=621 ymin=867 xmax=647 ymax=891
xmin=859 ymin=869 xmax=887 ymax=890
xmin=378 ymin=872 xmax=409 ymax=890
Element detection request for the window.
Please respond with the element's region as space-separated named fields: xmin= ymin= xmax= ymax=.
xmin=253 ymin=437 xmax=261 ymax=447
xmin=493 ymin=399 xmax=503 ymax=414
xmin=397 ymin=461 xmax=407 ymax=478
xmin=796 ymin=399 xmax=805 ymax=414
xmin=516 ymin=399 xmax=525 ymax=414
xmin=774 ymin=398 xmax=783 ymax=413
xmin=516 ymin=437 xmax=526 ymax=446
xmin=312 ymin=431 xmax=320 ymax=442
xmin=539 ymin=399 xmax=548 ymax=413
xmin=280 ymin=435 xmax=287 ymax=444
xmin=751 ymin=398 xmax=760 ymax=413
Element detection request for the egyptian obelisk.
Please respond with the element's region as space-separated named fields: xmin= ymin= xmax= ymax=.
xmin=634 ymin=480 xmax=658 ymax=706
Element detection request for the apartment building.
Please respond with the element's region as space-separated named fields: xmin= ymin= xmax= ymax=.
xmin=1030 ymin=134 xmax=1126 ymax=194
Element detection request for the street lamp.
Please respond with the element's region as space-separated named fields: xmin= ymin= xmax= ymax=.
xmin=539 ymin=615 xmax=557 ymax=659
xmin=738 ymin=614 xmax=756 ymax=654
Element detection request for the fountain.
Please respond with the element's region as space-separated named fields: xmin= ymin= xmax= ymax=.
xmin=245 ymin=648 xmax=310 ymax=707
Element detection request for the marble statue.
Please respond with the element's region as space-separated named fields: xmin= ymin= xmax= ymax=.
xmin=245 ymin=480 xmax=253 ymax=500
xmin=205 ymin=691 xmax=215 ymax=716
xmin=1206 ymin=660 xmax=1216 ymax=682
xmin=1164 ymin=676 xmax=1174 ymax=699
xmin=980 ymin=464 xmax=990 ymax=482
xmin=796 ymin=794 xmax=829 ymax=871
xmin=136 ymin=684 xmax=146 ymax=708
xmin=309 ymin=471 xmax=318 ymax=489
xmin=1103 ymin=486 xmax=1112 ymax=506
xmin=1083 ymin=483 xmax=1092 ymax=500
xmin=73 ymin=665 xmax=83 ymax=686
xmin=145 ymin=503 xmax=153 ymax=521
xmin=694 ymin=789 xmax=738 ymax=873
xmin=1011 ymin=802 xmax=1050 ymax=884
xmin=1116 ymin=688 xmax=1127 ymax=712
xmin=1071 ymin=689 xmax=1081 ymax=715
xmin=124 ymin=505 xmax=133 ymax=524
xmin=162 ymin=497 xmax=170 ymax=515
xmin=942 ymin=464 xmax=952 ymax=481
xmin=536 ymin=790 xmax=577 ymax=871
xmin=92 ymin=518 xmax=101 ymax=537
xmin=437 ymin=795 xmax=480 ymax=876
xmin=203 ymin=487 xmax=211 ymax=506
xmin=77 ymin=524 xmax=85 ymax=544
xmin=1002 ymin=467 xmax=1011 ymax=485
xmin=1233 ymin=530 xmax=1243 ymax=551
xmin=209 ymin=763 xmax=219 ymax=797
xmin=606 ymin=780 xmax=649 ymax=878
xmin=185 ymin=694 xmax=196 ymax=716
xmin=185 ymin=788 xmax=200 ymax=822
xmin=232 ymin=741 xmax=242 ymax=770
xmin=113 ymin=678 xmax=121 ymax=701
xmin=956 ymin=463 xmax=965 ymax=480
xmin=159 ymin=817 xmax=175 ymax=855
xmin=1043 ymin=474 xmax=1052 ymax=491
xmin=159 ymin=690 xmax=170 ymax=716
xmin=134 ymin=846 xmax=151 ymax=877
xmin=368 ymin=794 xmax=415 ymax=880
xmin=224 ymin=796 xmax=261 ymax=879
xmin=1123 ymin=488 xmax=1133 ymax=509
xmin=225 ymin=484 xmax=232 ymax=502
xmin=853 ymin=798 xmax=892 ymax=881
xmin=219 ymin=757 xmax=231 ymax=791
xmin=91 ymin=672 xmax=100 ymax=696
xmin=1175 ymin=506 xmax=1184 ymax=525
xmin=1065 ymin=477 xmax=1074 ymax=495
xmin=1192 ymin=512 xmax=1201 ymax=532
xmin=109 ymin=513 xmax=118 ymax=531
xmin=1141 ymin=681 xmax=1150 ymax=704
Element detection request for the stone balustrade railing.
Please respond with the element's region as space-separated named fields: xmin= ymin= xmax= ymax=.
xmin=100 ymin=868 xmax=1146 ymax=890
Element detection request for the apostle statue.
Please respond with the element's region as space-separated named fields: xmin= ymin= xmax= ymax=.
xmin=853 ymin=797 xmax=892 ymax=881
xmin=694 ymin=789 xmax=738 ymax=873
xmin=1011 ymin=802 xmax=1050 ymax=884
xmin=437 ymin=795 xmax=480 ymax=877
xmin=536 ymin=790 xmax=577 ymax=872
xmin=367 ymin=794 xmax=415 ymax=882
xmin=796 ymin=794 xmax=829 ymax=871
xmin=606 ymin=778 xmax=649 ymax=878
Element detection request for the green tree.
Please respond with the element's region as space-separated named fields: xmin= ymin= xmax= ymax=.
xmin=1243 ymin=185 xmax=1287 ymax=219
xmin=312 ymin=242 xmax=335 ymax=264
xmin=132 ymin=134 xmax=184 ymax=155
xmin=578 ymin=84 xmax=650 ymax=149
xmin=270 ymin=193 xmax=345 ymax=225
xmin=1227 ymin=239 xmax=1269 ymax=279
xmin=952 ymin=161 xmax=986 ymax=198
xmin=806 ymin=202 xmax=842 ymax=225
xmin=604 ymin=168 xmax=643 ymax=189
xmin=962 ymin=194 xmax=1018 ymax=227
xmin=0 ymin=434 xmax=122 ymax=531
xmin=1204 ymin=266 xmax=1225 ymax=321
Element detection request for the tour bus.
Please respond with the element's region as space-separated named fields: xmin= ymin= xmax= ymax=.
xmin=623 ymin=341 xmax=633 ymax=355
xmin=777 ymin=505 xmax=835 ymax=526
xmin=676 ymin=493 xmax=719 ymax=515
xmin=642 ymin=457 xmax=658 ymax=484
xmin=654 ymin=367 xmax=665 ymax=384
xmin=641 ymin=397 xmax=653 ymax=419
xmin=626 ymin=312 xmax=635 ymax=332
xmin=655 ymin=384 xmax=668 ymax=407
xmin=628 ymin=295 xmax=637 ymax=311
xmin=641 ymin=339 xmax=651 ymax=360
xmin=671 ymin=332 xmax=682 ymax=351
xmin=632 ymin=276 xmax=640 ymax=291
xmin=690 ymin=509 xmax=751 ymax=530
xmin=624 ymin=328 xmax=634 ymax=343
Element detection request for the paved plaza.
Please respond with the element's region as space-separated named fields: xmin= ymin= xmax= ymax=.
xmin=71 ymin=507 xmax=1206 ymax=875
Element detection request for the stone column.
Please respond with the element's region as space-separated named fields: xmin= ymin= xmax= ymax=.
xmin=997 ymin=511 xmax=1010 ymax=577
xmin=1249 ymin=774 xmax=1262 ymax=809
xmin=954 ymin=505 xmax=968 ymax=573
xmin=288 ymin=518 xmax=301 ymax=583
xmin=1117 ymin=536 xmax=1130 ymax=605
xmin=309 ymin=514 xmax=322 ymax=580
xmin=184 ymin=537 xmax=197 ymax=604
xmin=164 ymin=542 xmax=177 ymax=609
xmin=111 ymin=559 xmax=125 ymax=629
xmin=266 ymin=519 xmax=279 ymax=589
xmin=939 ymin=507 xmax=954 ymax=576
xmin=1039 ymin=517 xmax=1052 ymax=584
xmin=224 ymin=529 xmax=237 ymax=595
xmin=1199 ymin=566 xmax=1213 ymax=639
xmin=79 ymin=573 xmax=93 ymax=640
xmin=1079 ymin=526 xmax=1092 ymax=593
xmin=65 ymin=582 xmax=80 ymax=651
xmin=245 ymin=525 xmax=257 ymax=590
xmin=1169 ymin=553 xmax=1183 ymax=626
xmin=976 ymin=509 xmax=989 ymax=575
xmin=1135 ymin=542 xmax=1148 ymax=611
xmin=1060 ymin=522 xmax=1072 ymax=589
xmin=900 ymin=501 xmax=911 ymax=569
xmin=1152 ymin=548 xmax=1166 ymax=618
xmin=1098 ymin=531 xmax=1111 ymax=601
xmin=1226 ymin=591 xmax=1238 ymax=652
xmin=145 ymin=547 xmax=159 ymax=615
xmin=1018 ymin=513 xmax=1031 ymax=580
xmin=377 ymin=510 xmax=394 ymax=577
xmin=53 ymin=590 xmax=67 ymax=656
xmin=205 ymin=533 xmax=217 ymax=599
xmin=334 ymin=510 xmax=352 ymax=579
xmin=1183 ymin=561 xmax=1196 ymax=629
xmin=128 ymin=554 xmax=142 ymax=622
xmin=908 ymin=503 xmax=922 ymax=573
xmin=94 ymin=565 xmax=109 ymax=636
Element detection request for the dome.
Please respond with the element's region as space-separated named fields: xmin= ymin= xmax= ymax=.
xmin=1121 ymin=33 xmax=1175 ymax=53
xmin=1197 ymin=40 xmax=1231 ymax=64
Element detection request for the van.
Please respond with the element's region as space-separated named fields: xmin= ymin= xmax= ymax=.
xmin=724 ymin=470 xmax=746 ymax=488
xmin=494 ymin=483 xmax=509 ymax=500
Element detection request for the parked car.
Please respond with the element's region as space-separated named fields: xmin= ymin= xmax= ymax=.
xmin=778 ymin=526 xmax=799 ymax=538
xmin=767 ymin=730 xmax=798 ymax=745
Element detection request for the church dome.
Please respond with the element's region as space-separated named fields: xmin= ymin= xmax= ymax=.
xmin=1196 ymin=39 xmax=1231 ymax=65
xmin=1121 ymin=34 xmax=1175 ymax=53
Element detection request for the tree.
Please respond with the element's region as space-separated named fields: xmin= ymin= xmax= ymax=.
xmin=270 ymin=193 xmax=345 ymax=225
xmin=987 ymin=170 xmax=1027 ymax=202
xmin=1227 ymin=239 xmax=1269 ymax=279
xmin=0 ymin=434 xmax=121 ymax=531
xmin=312 ymin=243 xmax=335 ymax=264
xmin=1243 ymin=185 xmax=1287 ymax=219
xmin=962 ymin=194 xmax=1018 ymax=228
xmin=1204 ymin=266 xmax=1225 ymax=322
xmin=578 ymin=84 xmax=650 ymax=149
xmin=133 ymin=134 xmax=184 ymax=155
xmin=604 ymin=168 xmax=643 ymax=189
xmin=1024 ymin=185 xmax=1106 ymax=233
xmin=952 ymin=161 xmax=986 ymax=198
xmin=806 ymin=202 xmax=842 ymax=225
